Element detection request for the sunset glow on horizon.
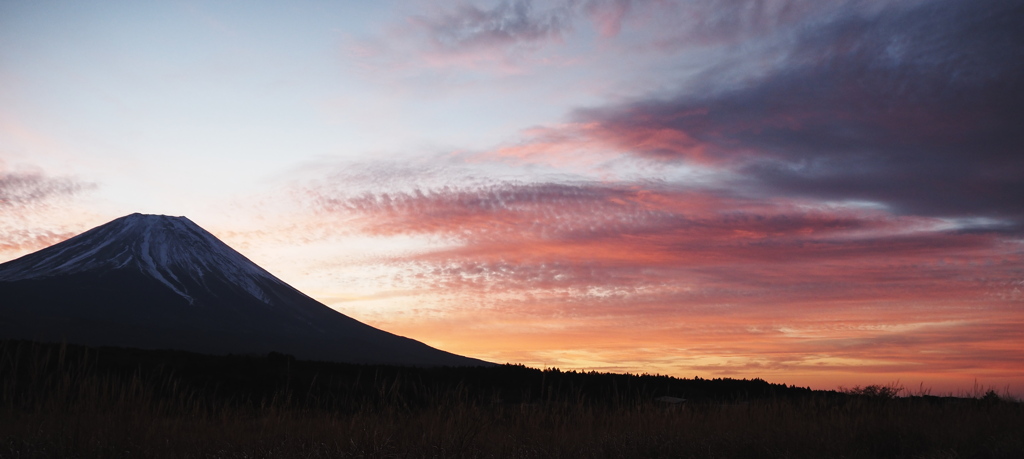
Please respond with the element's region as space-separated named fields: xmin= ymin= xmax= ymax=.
xmin=2 ymin=0 xmax=1022 ymax=397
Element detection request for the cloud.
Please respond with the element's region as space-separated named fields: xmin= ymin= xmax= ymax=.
xmin=412 ymin=0 xmax=576 ymax=54
xmin=303 ymin=178 xmax=1017 ymax=310
xmin=292 ymin=163 xmax=1021 ymax=391
xmin=0 ymin=170 xmax=92 ymax=208
xmin=355 ymin=0 xmax=855 ymax=75
xmin=566 ymin=0 xmax=1024 ymax=221
xmin=571 ymin=0 xmax=925 ymax=54
xmin=401 ymin=0 xmax=878 ymax=56
xmin=486 ymin=121 xmax=712 ymax=169
xmin=346 ymin=0 xmax=584 ymax=76
xmin=458 ymin=0 xmax=1022 ymax=223
xmin=0 ymin=227 xmax=78 ymax=254
xmin=0 ymin=167 xmax=95 ymax=257
xmin=582 ymin=0 xmax=634 ymax=37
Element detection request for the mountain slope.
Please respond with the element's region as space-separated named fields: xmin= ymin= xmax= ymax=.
xmin=0 ymin=213 xmax=489 ymax=367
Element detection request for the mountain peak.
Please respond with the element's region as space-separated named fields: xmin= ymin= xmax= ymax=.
xmin=112 ymin=212 xmax=199 ymax=234
xmin=118 ymin=212 xmax=189 ymax=222
xmin=126 ymin=212 xmax=184 ymax=219
xmin=0 ymin=213 xmax=279 ymax=304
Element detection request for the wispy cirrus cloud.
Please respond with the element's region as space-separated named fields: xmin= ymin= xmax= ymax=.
xmin=0 ymin=170 xmax=91 ymax=208
xmin=397 ymin=0 xmax=918 ymax=58
xmin=0 ymin=165 xmax=96 ymax=256
xmin=412 ymin=0 xmax=576 ymax=55
xmin=624 ymin=0 xmax=926 ymax=50
xmin=352 ymin=0 xmax=882 ymax=76
xmin=347 ymin=0 xmax=583 ymax=76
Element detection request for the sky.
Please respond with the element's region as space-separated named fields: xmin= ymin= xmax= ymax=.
xmin=1 ymin=0 xmax=1022 ymax=397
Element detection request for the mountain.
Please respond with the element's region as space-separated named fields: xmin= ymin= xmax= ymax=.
xmin=0 ymin=213 xmax=489 ymax=367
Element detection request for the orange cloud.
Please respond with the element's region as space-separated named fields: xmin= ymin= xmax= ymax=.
xmin=297 ymin=177 xmax=1022 ymax=396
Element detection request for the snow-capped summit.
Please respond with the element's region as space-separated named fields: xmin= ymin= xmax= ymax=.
xmin=0 ymin=213 xmax=489 ymax=367
xmin=0 ymin=213 xmax=280 ymax=304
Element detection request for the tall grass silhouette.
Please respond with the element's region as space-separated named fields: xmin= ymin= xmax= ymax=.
xmin=2 ymin=340 xmax=1022 ymax=458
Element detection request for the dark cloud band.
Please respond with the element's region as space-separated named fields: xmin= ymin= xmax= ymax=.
xmin=573 ymin=0 xmax=1024 ymax=221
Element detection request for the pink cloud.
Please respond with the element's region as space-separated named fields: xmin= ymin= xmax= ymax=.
xmin=584 ymin=0 xmax=633 ymax=37
xmin=0 ymin=165 xmax=96 ymax=259
xmin=0 ymin=228 xmax=78 ymax=254
xmin=485 ymin=120 xmax=712 ymax=167
xmin=297 ymin=175 xmax=1022 ymax=394
xmin=307 ymin=179 xmax=1017 ymax=304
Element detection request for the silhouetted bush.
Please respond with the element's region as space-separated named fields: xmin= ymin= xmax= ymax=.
xmin=840 ymin=382 xmax=904 ymax=400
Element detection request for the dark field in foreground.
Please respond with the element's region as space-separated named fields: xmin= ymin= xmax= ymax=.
xmin=2 ymin=340 xmax=1021 ymax=458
